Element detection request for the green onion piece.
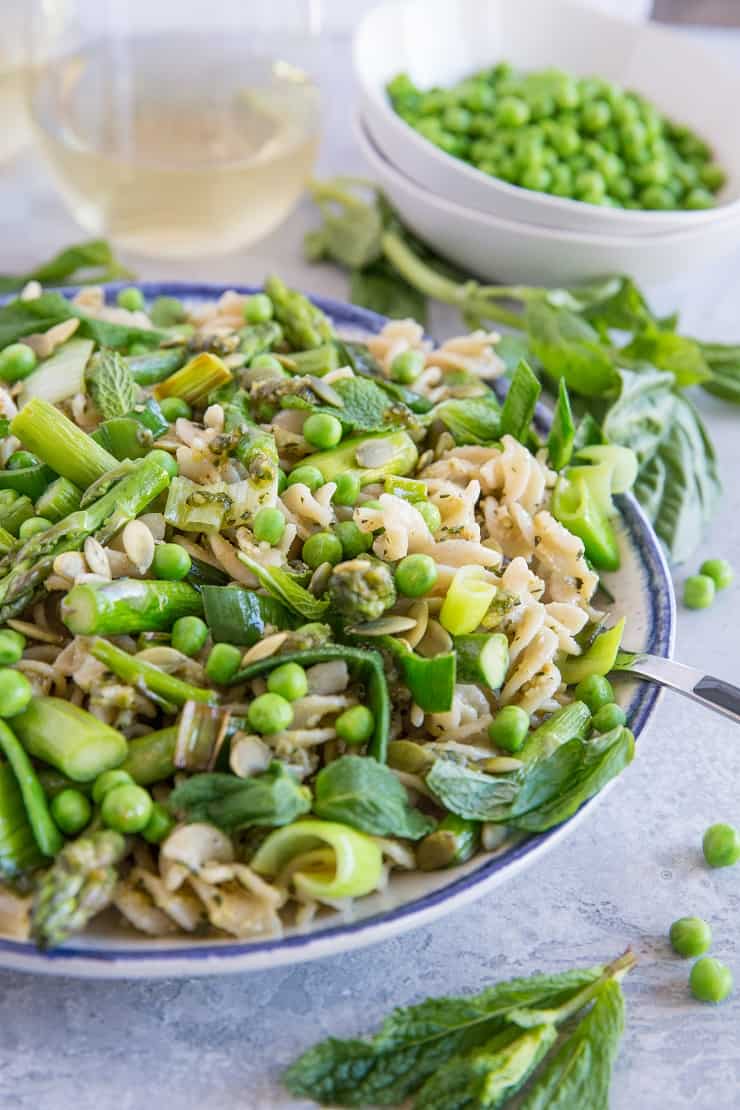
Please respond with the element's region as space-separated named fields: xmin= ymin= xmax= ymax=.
xmin=440 ymin=567 xmax=497 ymax=635
xmin=125 ymin=348 xmax=186 ymax=386
xmin=560 ymin=619 xmax=625 ymax=686
xmin=0 ymin=462 xmax=57 ymax=501
xmin=35 ymin=478 xmax=82 ymax=522
xmin=201 ymin=585 xmax=298 ymax=645
xmin=119 ymin=726 xmax=178 ymax=786
xmin=153 ymin=352 xmax=232 ymax=404
xmin=547 ymin=378 xmax=575 ymax=470
xmin=173 ymin=702 xmax=231 ymax=772
xmin=0 ymin=494 xmax=34 ymax=536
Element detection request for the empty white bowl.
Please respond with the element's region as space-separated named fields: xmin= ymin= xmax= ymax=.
xmin=354 ymin=0 xmax=740 ymax=235
xmin=356 ymin=114 xmax=740 ymax=287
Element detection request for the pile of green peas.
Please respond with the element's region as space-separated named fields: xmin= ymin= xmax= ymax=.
xmin=387 ymin=63 xmax=725 ymax=211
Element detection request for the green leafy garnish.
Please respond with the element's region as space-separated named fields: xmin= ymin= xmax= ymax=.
xmin=236 ymin=551 xmax=330 ymax=621
xmin=0 ymin=240 xmax=133 ymax=294
xmin=284 ymin=952 xmax=635 ymax=1107
xmin=86 ymin=349 xmax=139 ymax=419
xmin=500 ymin=360 xmax=541 ymax=441
xmin=0 ymin=292 xmax=163 ymax=351
xmin=432 ymin=394 xmax=501 ymax=444
xmin=285 ymin=374 xmax=416 ymax=434
xmin=313 ymin=755 xmax=435 ymax=839
xmin=168 ymin=763 xmax=311 ymax=831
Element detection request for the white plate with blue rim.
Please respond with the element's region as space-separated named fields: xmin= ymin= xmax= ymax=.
xmin=0 ymin=282 xmax=675 ymax=978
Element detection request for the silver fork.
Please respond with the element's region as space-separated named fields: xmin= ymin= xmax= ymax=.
xmin=612 ymin=651 xmax=740 ymax=725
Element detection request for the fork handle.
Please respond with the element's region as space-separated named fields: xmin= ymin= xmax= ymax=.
xmin=620 ymin=655 xmax=740 ymax=726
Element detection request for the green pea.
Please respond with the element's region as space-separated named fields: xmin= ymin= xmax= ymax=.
xmin=639 ymin=184 xmax=675 ymax=210
xmin=205 ymin=642 xmax=242 ymax=685
xmin=612 ymin=97 xmax=640 ymax=126
xmin=171 ymin=615 xmax=208 ymax=658
xmin=496 ymin=96 xmax=530 ymax=128
xmin=551 ymin=125 xmax=580 ymax=158
xmin=443 ymin=106 xmax=472 ymax=133
xmin=332 ymin=472 xmax=362 ymax=507
xmin=6 ymin=451 xmax=40 ymax=470
xmin=488 ymin=705 xmax=530 ymax=753
xmin=287 ymin=465 xmax=324 ymax=492
xmin=575 ymin=170 xmax=606 ymax=200
xmin=335 ymin=705 xmax=375 ymax=745
xmin=152 ymin=542 xmax=191 ymax=581
xmin=0 ymin=668 xmax=32 ymax=717
xmin=634 ymin=158 xmax=671 ymax=186
xmin=149 ymin=296 xmax=185 ymax=327
xmin=147 ymin=449 xmax=178 ymax=478
xmin=684 ymin=574 xmax=715 ymax=610
xmin=549 ymin=164 xmax=574 ymax=197
xmin=390 ymin=349 xmax=425 ymax=384
xmin=101 ymin=783 xmax=153 ymax=835
xmin=689 ymin=957 xmax=733 ymax=1004
xmin=394 ymin=553 xmax=438 ymax=598
xmin=302 ymin=531 xmax=343 ymax=569
xmin=591 ymin=703 xmax=626 ymax=732
xmin=702 ymin=823 xmax=740 ymax=868
xmin=267 ymin=662 xmax=308 ymax=702
xmin=520 ymin=165 xmax=552 ymax=192
xmin=116 ymin=287 xmax=145 ymax=312
xmin=700 ymin=163 xmax=726 ymax=192
xmin=51 ymin=789 xmax=92 ymax=836
xmin=92 ymin=769 xmax=134 ymax=806
xmin=464 ymin=84 xmax=495 ymax=113
xmin=417 ymin=501 xmax=442 ymax=534
xmin=554 ymin=75 xmax=580 ymax=110
xmin=684 ymin=187 xmax=714 ymax=210
xmin=670 ymin=916 xmax=712 ymax=958
xmin=303 ymin=413 xmax=343 ymax=450
xmin=334 ymin=520 xmax=372 ymax=560
xmin=243 ymin=293 xmax=274 ymax=324
xmin=253 ymin=506 xmax=286 ymax=546
xmin=0 ymin=629 xmax=25 ymax=665
xmin=528 ymin=93 xmax=555 ymax=121
xmin=574 ymin=674 xmax=614 ymax=714
xmin=159 ymin=396 xmax=192 ymax=422
xmin=699 ymin=558 xmax=733 ymax=591
xmin=250 ymin=353 xmax=283 ymax=373
xmin=142 ymin=801 xmax=176 ymax=845
xmin=247 ymin=691 xmax=294 ymax=735
xmin=611 ymin=176 xmax=636 ymax=201
xmin=581 ymin=100 xmax=611 ymax=133
xmin=18 ymin=516 xmax=52 ymax=540
xmin=0 ymin=343 xmax=37 ymax=383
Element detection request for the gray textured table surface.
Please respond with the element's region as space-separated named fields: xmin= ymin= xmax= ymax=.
xmin=3 ymin=27 xmax=740 ymax=1110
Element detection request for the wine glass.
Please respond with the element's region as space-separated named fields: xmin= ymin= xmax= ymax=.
xmin=25 ymin=0 xmax=322 ymax=257
xmin=0 ymin=1 xmax=32 ymax=164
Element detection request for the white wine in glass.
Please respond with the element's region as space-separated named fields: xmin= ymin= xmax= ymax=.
xmin=0 ymin=3 xmax=31 ymax=164
xmin=27 ymin=8 xmax=321 ymax=257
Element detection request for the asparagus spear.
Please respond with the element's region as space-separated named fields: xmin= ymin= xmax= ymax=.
xmin=30 ymin=829 xmax=127 ymax=949
xmin=264 ymin=275 xmax=335 ymax=350
xmin=0 ymin=720 xmax=63 ymax=857
xmin=11 ymin=398 xmax=118 ymax=488
xmin=89 ymin=637 xmax=217 ymax=706
xmin=0 ymin=453 xmax=171 ymax=623
xmin=61 ymin=578 xmax=203 ymax=636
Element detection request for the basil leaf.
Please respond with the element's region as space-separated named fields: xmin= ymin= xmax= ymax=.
xmin=168 ymin=763 xmax=310 ymax=831
xmin=313 ymin=755 xmax=435 ymax=840
xmin=0 ymin=292 xmax=163 ymax=351
xmin=0 ymin=239 xmax=132 ymax=294
xmin=414 ymin=1023 xmax=557 ymax=1110
xmin=500 ymin=360 xmax=541 ymax=441
xmin=519 ymin=980 xmax=626 ymax=1110
xmin=525 ymin=301 xmax=619 ymax=398
xmin=432 ymin=394 xmax=501 ymax=444
xmin=621 ymin=326 xmax=711 ymax=388
xmin=284 ymin=965 xmax=605 ymax=1107
xmin=86 ymin=349 xmax=139 ymax=419
xmin=602 ymin=369 xmax=721 ymax=562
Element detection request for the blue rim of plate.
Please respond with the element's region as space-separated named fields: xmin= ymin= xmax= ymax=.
xmin=0 ymin=282 xmax=675 ymax=973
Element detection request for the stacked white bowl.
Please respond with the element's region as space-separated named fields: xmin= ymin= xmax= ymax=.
xmin=353 ymin=0 xmax=740 ymax=286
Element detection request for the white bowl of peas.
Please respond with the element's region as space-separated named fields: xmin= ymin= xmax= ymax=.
xmin=356 ymin=115 xmax=740 ymax=287
xmin=354 ymin=0 xmax=740 ymax=236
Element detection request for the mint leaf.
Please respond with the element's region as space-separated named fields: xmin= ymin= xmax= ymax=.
xmin=0 ymin=239 xmax=132 ymax=294
xmin=0 ymin=292 xmax=162 ymax=351
xmin=351 ymin=260 xmax=428 ymax=323
xmin=313 ymin=755 xmax=435 ymax=839
xmin=518 ymin=980 xmax=626 ymax=1110
xmin=284 ymin=375 xmax=416 ymax=434
xmin=284 ymin=966 xmax=605 ymax=1106
xmin=236 ymin=552 xmax=330 ymax=620
xmin=168 ymin=764 xmax=310 ymax=830
xmin=86 ymin=349 xmax=138 ymax=419
xmin=426 ymin=761 xmax=520 ymax=822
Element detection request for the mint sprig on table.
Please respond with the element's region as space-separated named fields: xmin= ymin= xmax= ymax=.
xmin=306 ymin=178 xmax=737 ymax=563
xmin=0 ymin=239 xmax=133 ymax=294
xmin=284 ymin=950 xmax=635 ymax=1108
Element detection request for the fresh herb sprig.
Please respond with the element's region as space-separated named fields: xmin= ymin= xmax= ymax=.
xmin=0 ymin=239 xmax=133 ymax=294
xmin=285 ymin=949 xmax=636 ymax=1108
xmin=306 ymin=178 xmax=728 ymax=562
